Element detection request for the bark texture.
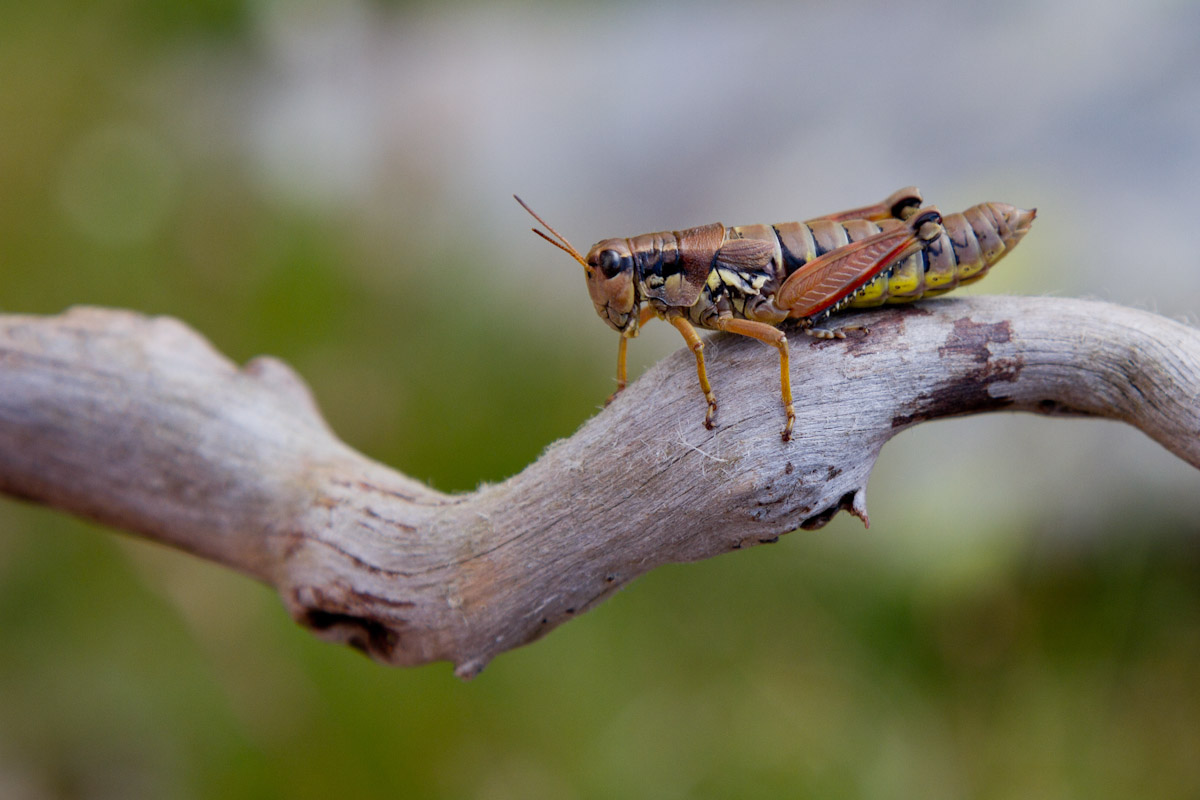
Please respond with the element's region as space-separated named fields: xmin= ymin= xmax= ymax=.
xmin=1 ymin=297 xmax=1197 ymax=677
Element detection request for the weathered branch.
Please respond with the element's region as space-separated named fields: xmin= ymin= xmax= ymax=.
xmin=1 ymin=297 xmax=1197 ymax=676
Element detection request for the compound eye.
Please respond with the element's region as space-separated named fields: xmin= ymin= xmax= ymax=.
xmin=596 ymin=249 xmax=624 ymax=279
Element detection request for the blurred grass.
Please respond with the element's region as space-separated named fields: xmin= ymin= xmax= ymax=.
xmin=1 ymin=1 xmax=1199 ymax=798
xmin=2 ymin=503 xmax=1198 ymax=798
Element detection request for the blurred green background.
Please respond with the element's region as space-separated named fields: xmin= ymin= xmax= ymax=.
xmin=2 ymin=0 xmax=1199 ymax=797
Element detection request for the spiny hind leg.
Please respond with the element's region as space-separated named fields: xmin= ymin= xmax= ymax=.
xmin=809 ymin=187 xmax=924 ymax=224
xmin=715 ymin=316 xmax=794 ymax=441
xmin=668 ymin=315 xmax=718 ymax=430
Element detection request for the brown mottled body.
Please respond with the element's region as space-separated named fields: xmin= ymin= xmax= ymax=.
xmin=516 ymin=187 xmax=1035 ymax=440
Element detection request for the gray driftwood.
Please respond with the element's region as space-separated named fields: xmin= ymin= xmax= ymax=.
xmin=1 ymin=297 xmax=1198 ymax=677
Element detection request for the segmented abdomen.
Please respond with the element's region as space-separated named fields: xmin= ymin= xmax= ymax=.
xmin=769 ymin=202 xmax=1035 ymax=314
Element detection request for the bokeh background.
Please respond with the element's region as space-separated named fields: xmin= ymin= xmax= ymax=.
xmin=2 ymin=0 xmax=1200 ymax=797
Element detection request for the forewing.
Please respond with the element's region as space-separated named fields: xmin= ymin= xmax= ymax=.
xmin=776 ymin=225 xmax=923 ymax=319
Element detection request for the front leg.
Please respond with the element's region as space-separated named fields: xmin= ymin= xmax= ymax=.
xmin=606 ymin=306 xmax=658 ymax=406
xmin=605 ymin=336 xmax=630 ymax=406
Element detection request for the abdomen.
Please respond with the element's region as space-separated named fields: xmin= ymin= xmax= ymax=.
xmin=771 ymin=202 xmax=1035 ymax=310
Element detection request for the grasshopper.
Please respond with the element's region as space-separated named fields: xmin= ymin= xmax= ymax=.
xmin=517 ymin=188 xmax=1035 ymax=441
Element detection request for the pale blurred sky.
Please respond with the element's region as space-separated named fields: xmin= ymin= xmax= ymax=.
xmin=154 ymin=0 xmax=1200 ymax=304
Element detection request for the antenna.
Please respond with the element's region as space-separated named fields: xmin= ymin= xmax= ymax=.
xmin=514 ymin=195 xmax=589 ymax=269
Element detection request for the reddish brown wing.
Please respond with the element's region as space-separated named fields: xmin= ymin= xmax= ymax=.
xmin=775 ymin=219 xmax=926 ymax=319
